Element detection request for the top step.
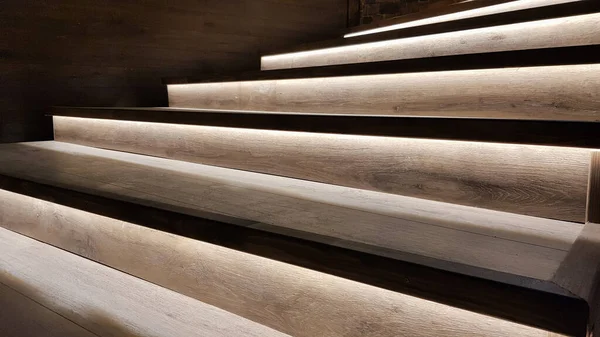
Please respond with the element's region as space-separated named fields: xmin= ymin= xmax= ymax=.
xmin=261 ymin=2 xmax=600 ymax=70
xmin=346 ymin=0 xmax=581 ymax=38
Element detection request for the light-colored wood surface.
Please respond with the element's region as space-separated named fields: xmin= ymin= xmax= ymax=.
xmin=0 ymin=227 xmax=289 ymax=337
xmin=54 ymin=116 xmax=591 ymax=222
xmin=0 ymin=195 xmax=568 ymax=337
xmin=344 ymin=0 xmax=572 ymax=37
xmin=168 ymin=64 xmax=600 ymax=122
xmin=587 ymin=151 xmax=600 ymax=224
xmin=0 ymin=283 xmax=97 ymax=337
xmin=263 ymin=12 xmax=600 ymax=69
xmin=0 ymin=141 xmax=584 ymax=285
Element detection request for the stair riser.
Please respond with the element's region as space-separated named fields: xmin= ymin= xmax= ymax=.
xmin=54 ymin=116 xmax=591 ymax=222
xmin=167 ymin=64 xmax=600 ymax=121
xmin=0 ymin=189 xmax=575 ymax=337
xmin=263 ymin=13 xmax=600 ymax=70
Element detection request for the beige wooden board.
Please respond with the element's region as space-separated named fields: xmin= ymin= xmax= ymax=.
xmin=0 ymin=282 xmax=97 ymax=337
xmin=344 ymin=0 xmax=575 ymax=38
xmin=0 ymin=141 xmax=585 ymax=285
xmin=54 ymin=117 xmax=591 ymax=222
xmin=587 ymin=152 xmax=600 ymax=224
xmin=0 ymin=227 xmax=288 ymax=337
xmin=168 ymin=64 xmax=600 ymax=122
xmin=0 ymin=197 xmax=566 ymax=337
xmin=262 ymin=13 xmax=600 ymax=69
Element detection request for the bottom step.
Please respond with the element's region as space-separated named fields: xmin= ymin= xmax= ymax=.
xmin=0 ymin=227 xmax=288 ymax=337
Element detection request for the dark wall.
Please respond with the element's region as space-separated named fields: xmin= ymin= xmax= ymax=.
xmin=0 ymin=0 xmax=348 ymax=142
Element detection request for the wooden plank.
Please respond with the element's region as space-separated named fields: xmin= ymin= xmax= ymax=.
xmin=0 ymin=227 xmax=289 ymax=337
xmin=279 ymin=0 xmax=600 ymax=54
xmin=51 ymin=106 xmax=600 ymax=149
xmin=167 ymin=64 xmax=600 ymax=122
xmin=165 ymin=45 xmax=600 ymax=84
xmin=587 ymin=152 xmax=600 ymax=224
xmin=54 ymin=116 xmax=591 ymax=222
xmin=262 ymin=12 xmax=600 ymax=70
xmin=0 ymin=283 xmax=97 ymax=337
xmin=0 ymin=174 xmax=584 ymax=336
xmin=0 ymin=141 xmax=584 ymax=279
xmin=346 ymin=0 xmax=574 ymax=37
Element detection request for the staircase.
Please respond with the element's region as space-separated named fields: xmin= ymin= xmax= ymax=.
xmin=2 ymin=1 xmax=600 ymax=336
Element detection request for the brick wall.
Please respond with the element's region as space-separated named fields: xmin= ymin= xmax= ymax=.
xmin=360 ymin=0 xmax=455 ymax=25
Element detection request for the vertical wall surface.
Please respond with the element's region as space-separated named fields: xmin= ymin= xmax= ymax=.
xmin=0 ymin=0 xmax=347 ymax=142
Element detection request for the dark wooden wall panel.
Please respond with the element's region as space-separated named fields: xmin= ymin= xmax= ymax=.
xmin=0 ymin=0 xmax=347 ymax=142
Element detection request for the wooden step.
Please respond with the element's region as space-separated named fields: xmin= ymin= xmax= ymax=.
xmin=51 ymin=106 xmax=600 ymax=149
xmin=0 ymin=227 xmax=288 ymax=337
xmin=52 ymin=113 xmax=592 ymax=221
xmin=271 ymin=1 xmax=598 ymax=57
xmin=0 ymin=141 xmax=595 ymax=336
xmin=261 ymin=11 xmax=600 ymax=70
xmin=166 ymin=64 xmax=600 ymax=122
xmin=164 ymin=45 xmax=600 ymax=84
xmin=345 ymin=0 xmax=579 ymax=38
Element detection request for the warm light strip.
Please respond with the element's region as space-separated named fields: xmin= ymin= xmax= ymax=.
xmin=0 ymin=189 xmax=568 ymax=336
xmin=345 ymin=0 xmax=581 ymax=38
xmin=169 ymin=64 xmax=600 ymax=122
xmin=261 ymin=12 xmax=600 ymax=70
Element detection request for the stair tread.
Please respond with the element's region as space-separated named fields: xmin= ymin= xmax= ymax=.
xmin=0 ymin=141 xmax=582 ymax=286
xmin=51 ymin=106 xmax=600 ymax=148
xmin=166 ymin=63 xmax=600 ymax=122
xmin=345 ymin=0 xmax=570 ymax=38
xmin=261 ymin=11 xmax=600 ymax=70
xmin=165 ymin=45 xmax=600 ymax=84
xmin=0 ymin=227 xmax=289 ymax=337
xmin=0 ymin=141 xmax=592 ymax=336
xmin=270 ymin=1 xmax=598 ymax=57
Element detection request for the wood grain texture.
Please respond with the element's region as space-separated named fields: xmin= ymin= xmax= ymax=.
xmin=0 ymin=227 xmax=289 ymax=337
xmin=0 ymin=141 xmax=584 ymax=282
xmin=165 ymin=45 xmax=600 ymax=84
xmin=54 ymin=117 xmax=591 ymax=222
xmin=587 ymin=152 xmax=600 ymax=224
xmin=0 ymin=283 xmax=97 ymax=337
xmin=262 ymin=12 xmax=600 ymax=69
xmin=51 ymin=106 xmax=600 ymax=149
xmin=273 ymin=1 xmax=600 ymax=54
xmin=168 ymin=64 xmax=600 ymax=122
xmin=0 ymin=188 xmax=576 ymax=337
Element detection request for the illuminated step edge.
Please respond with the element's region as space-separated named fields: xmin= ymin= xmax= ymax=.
xmin=0 ymin=151 xmax=589 ymax=336
xmin=167 ymin=64 xmax=600 ymax=122
xmin=0 ymin=227 xmax=288 ymax=337
xmin=53 ymin=116 xmax=592 ymax=222
xmin=164 ymin=45 xmax=600 ymax=85
xmin=262 ymin=12 xmax=600 ymax=70
xmin=346 ymin=0 xmax=581 ymax=38
xmin=51 ymin=106 xmax=600 ymax=149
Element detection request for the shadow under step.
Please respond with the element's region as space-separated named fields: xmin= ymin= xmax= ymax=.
xmin=264 ymin=1 xmax=600 ymax=70
xmin=0 ymin=141 xmax=595 ymax=336
xmin=0 ymin=227 xmax=288 ymax=337
xmin=51 ymin=107 xmax=594 ymax=222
